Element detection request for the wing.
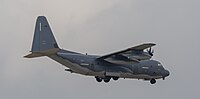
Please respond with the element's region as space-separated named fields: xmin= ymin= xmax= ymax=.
xmin=97 ymin=43 xmax=156 ymax=61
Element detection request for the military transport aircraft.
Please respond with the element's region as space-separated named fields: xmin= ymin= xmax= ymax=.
xmin=24 ymin=16 xmax=169 ymax=84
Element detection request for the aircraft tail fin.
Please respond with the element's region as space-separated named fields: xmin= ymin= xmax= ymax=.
xmin=24 ymin=16 xmax=60 ymax=58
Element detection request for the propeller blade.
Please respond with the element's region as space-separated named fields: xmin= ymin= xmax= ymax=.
xmin=148 ymin=47 xmax=153 ymax=56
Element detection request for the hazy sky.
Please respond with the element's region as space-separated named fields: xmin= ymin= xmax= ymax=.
xmin=0 ymin=0 xmax=200 ymax=99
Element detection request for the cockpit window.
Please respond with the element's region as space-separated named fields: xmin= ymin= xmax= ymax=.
xmin=158 ymin=63 xmax=162 ymax=67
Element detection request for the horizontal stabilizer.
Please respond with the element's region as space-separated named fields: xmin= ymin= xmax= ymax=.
xmin=24 ymin=48 xmax=60 ymax=58
xmin=24 ymin=53 xmax=44 ymax=58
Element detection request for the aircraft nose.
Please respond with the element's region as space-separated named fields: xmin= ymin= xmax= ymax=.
xmin=163 ymin=70 xmax=170 ymax=77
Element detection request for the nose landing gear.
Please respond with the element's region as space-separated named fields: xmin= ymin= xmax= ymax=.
xmin=150 ymin=79 xmax=156 ymax=84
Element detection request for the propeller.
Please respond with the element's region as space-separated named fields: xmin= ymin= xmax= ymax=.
xmin=147 ymin=47 xmax=154 ymax=56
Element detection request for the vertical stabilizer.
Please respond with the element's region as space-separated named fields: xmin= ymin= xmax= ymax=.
xmin=24 ymin=16 xmax=59 ymax=58
xmin=31 ymin=16 xmax=59 ymax=52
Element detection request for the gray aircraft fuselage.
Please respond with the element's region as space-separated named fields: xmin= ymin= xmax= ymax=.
xmin=25 ymin=16 xmax=170 ymax=84
xmin=54 ymin=49 xmax=169 ymax=80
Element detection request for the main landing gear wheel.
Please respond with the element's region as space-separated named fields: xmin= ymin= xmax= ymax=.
xmin=150 ymin=79 xmax=156 ymax=84
xmin=112 ymin=77 xmax=119 ymax=81
xmin=95 ymin=77 xmax=102 ymax=82
xmin=103 ymin=77 xmax=111 ymax=83
xmin=95 ymin=76 xmax=112 ymax=83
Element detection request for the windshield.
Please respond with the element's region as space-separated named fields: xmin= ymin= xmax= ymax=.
xmin=158 ymin=63 xmax=162 ymax=67
xmin=157 ymin=63 xmax=165 ymax=70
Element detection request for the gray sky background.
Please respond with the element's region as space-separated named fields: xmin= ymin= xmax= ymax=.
xmin=0 ymin=0 xmax=200 ymax=99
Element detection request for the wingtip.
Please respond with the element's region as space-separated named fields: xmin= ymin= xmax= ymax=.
xmin=145 ymin=43 xmax=156 ymax=46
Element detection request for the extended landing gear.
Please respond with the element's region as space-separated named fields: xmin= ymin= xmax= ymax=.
xmin=112 ymin=77 xmax=119 ymax=81
xmin=150 ymin=79 xmax=156 ymax=84
xmin=95 ymin=76 xmax=118 ymax=83
xmin=95 ymin=77 xmax=102 ymax=82
xmin=103 ymin=77 xmax=111 ymax=83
